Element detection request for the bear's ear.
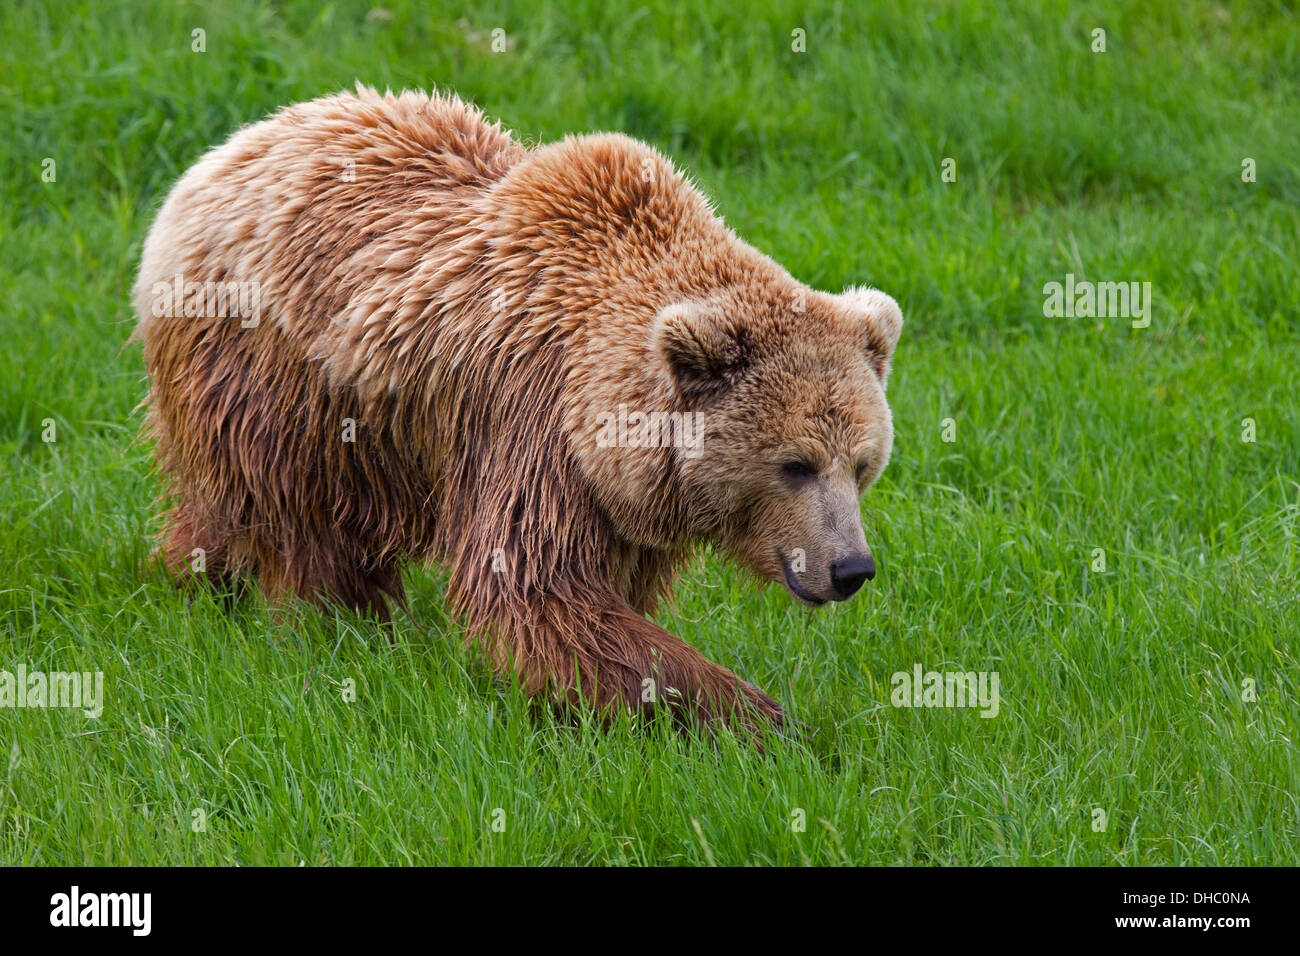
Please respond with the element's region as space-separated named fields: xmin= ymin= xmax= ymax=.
xmin=651 ymin=301 xmax=750 ymax=400
xmin=838 ymin=286 xmax=903 ymax=383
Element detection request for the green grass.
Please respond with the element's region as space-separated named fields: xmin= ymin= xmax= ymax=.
xmin=2 ymin=0 xmax=1298 ymax=865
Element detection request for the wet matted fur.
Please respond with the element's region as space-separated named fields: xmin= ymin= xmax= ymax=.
xmin=133 ymin=86 xmax=902 ymax=734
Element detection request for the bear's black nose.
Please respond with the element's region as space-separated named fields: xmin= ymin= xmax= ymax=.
xmin=830 ymin=553 xmax=875 ymax=599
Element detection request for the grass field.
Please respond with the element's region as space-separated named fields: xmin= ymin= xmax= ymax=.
xmin=1 ymin=0 xmax=1297 ymax=865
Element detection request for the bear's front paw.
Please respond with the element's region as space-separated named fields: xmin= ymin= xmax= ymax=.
xmin=733 ymin=680 xmax=790 ymax=738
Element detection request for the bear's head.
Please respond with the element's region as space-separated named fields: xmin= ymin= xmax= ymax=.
xmin=651 ymin=284 xmax=902 ymax=605
xmin=534 ymin=132 xmax=901 ymax=606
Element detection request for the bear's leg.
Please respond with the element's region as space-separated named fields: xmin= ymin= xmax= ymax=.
xmin=341 ymin=561 xmax=406 ymax=624
xmin=154 ymin=502 xmax=239 ymax=593
xmin=477 ymin=594 xmax=785 ymax=735
xmin=255 ymin=539 xmax=405 ymax=623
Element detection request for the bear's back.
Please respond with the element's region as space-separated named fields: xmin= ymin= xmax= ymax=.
xmin=133 ymin=86 xmax=524 ymax=347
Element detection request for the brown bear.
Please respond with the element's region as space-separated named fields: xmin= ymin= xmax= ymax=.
xmin=132 ymin=86 xmax=902 ymax=732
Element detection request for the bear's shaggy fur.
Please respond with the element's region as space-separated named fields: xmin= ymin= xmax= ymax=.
xmin=133 ymin=86 xmax=902 ymax=731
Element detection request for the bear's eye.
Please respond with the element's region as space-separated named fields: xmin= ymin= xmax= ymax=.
xmin=781 ymin=459 xmax=818 ymax=481
xmin=854 ymin=460 xmax=871 ymax=483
